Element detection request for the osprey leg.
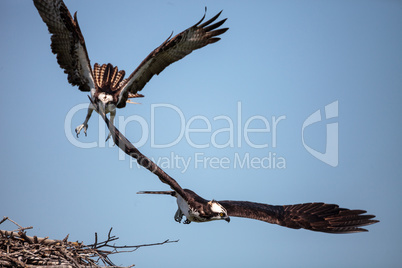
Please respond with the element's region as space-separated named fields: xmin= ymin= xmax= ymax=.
xmin=174 ymin=208 xmax=184 ymax=223
xmin=105 ymin=109 xmax=116 ymax=142
xmin=75 ymin=105 xmax=94 ymax=137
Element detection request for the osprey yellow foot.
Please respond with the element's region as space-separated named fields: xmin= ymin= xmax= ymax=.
xmin=75 ymin=124 xmax=88 ymax=138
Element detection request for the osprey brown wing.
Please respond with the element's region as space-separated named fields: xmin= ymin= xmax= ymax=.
xmin=33 ymin=0 xmax=95 ymax=92
xmin=219 ymin=201 xmax=379 ymax=233
xmin=91 ymin=98 xmax=190 ymax=202
xmin=117 ymin=10 xmax=228 ymax=108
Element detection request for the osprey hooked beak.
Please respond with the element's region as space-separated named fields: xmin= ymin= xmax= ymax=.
xmin=210 ymin=200 xmax=230 ymax=223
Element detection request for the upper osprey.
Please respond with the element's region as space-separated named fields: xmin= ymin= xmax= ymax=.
xmin=33 ymin=0 xmax=228 ymax=139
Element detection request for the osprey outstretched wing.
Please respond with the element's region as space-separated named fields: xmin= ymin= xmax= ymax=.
xmin=33 ymin=0 xmax=228 ymax=139
xmin=33 ymin=0 xmax=95 ymax=93
xmin=116 ymin=11 xmax=228 ymax=109
xmin=217 ymin=200 xmax=377 ymax=233
xmin=93 ymin=99 xmax=379 ymax=234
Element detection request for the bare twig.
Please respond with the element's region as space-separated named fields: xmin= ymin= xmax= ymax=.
xmin=0 ymin=217 xmax=8 ymax=225
xmin=1 ymin=216 xmax=33 ymax=232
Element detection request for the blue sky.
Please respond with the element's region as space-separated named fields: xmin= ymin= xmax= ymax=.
xmin=1 ymin=0 xmax=401 ymax=267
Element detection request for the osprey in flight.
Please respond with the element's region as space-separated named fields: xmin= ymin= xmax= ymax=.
xmin=137 ymin=190 xmax=378 ymax=233
xmin=93 ymin=100 xmax=379 ymax=234
xmin=33 ymin=0 xmax=228 ymax=139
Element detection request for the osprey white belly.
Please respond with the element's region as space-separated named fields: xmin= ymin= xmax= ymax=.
xmin=176 ymin=194 xmax=201 ymax=223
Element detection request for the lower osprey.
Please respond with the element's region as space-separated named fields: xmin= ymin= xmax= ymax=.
xmin=137 ymin=190 xmax=378 ymax=233
xmin=94 ymin=100 xmax=379 ymax=234
xmin=33 ymin=0 xmax=228 ymax=140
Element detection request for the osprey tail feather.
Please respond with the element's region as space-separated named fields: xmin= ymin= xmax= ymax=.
xmin=93 ymin=63 xmax=125 ymax=91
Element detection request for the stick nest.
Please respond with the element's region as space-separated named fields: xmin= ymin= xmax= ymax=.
xmin=0 ymin=217 xmax=177 ymax=268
